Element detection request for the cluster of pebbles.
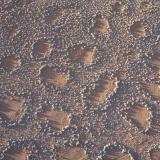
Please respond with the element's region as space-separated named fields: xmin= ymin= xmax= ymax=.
xmin=0 ymin=0 xmax=160 ymax=160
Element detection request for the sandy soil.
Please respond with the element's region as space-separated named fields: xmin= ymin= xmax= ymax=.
xmin=127 ymin=105 xmax=151 ymax=132
xmin=59 ymin=147 xmax=87 ymax=160
xmin=89 ymin=78 xmax=118 ymax=105
xmin=69 ymin=44 xmax=95 ymax=65
xmin=103 ymin=145 xmax=133 ymax=160
xmin=41 ymin=109 xmax=70 ymax=131
xmin=0 ymin=0 xmax=160 ymax=160
xmin=150 ymin=148 xmax=160 ymax=160
xmin=5 ymin=148 xmax=29 ymax=160
xmin=32 ymin=40 xmax=54 ymax=58
xmin=39 ymin=65 xmax=69 ymax=87
xmin=1 ymin=56 xmax=21 ymax=72
xmin=0 ymin=96 xmax=25 ymax=122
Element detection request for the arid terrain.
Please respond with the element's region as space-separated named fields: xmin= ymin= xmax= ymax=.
xmin=0 ymin=0 xmax=160 ymax=160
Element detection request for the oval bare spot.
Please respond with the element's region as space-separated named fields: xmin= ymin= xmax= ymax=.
xmin=140 ymin=2 xmax=152 ymax=11
xmin=113 ymin=2 xmax=127 ymax=14
xmin=103 ymin=145 xmax=133 ymax=160
xmin=1 ymin=56 xmax=21 ymax=72
xmin=0 ymin=96 xmax=25 ymax=122
xmin=44 ymin=6 xmax=64 ymax=23
xmin=70 ymin=44 xmax=95 ymax=65
xmin=79 ymin=132 xmax=92 ymax=143
xmin=32 ymin=41 xmax=53 ymax=58
xmin=145 ymin=49 xmax=160 ymax=100
xmin=88 ymin=78 xmax=118 ymax=105
xmin=5 ymin=148 xmax=29 ymax=160
xmin=91 ymin=14 xmax=109 ymax=34
xmin=150 ymin=51 xmax=160 ymax=72
xmin=59 ymin=147 xmax=87 ymax=160
xmin=150 ymin=148 xmax=160 ymax=160
xmin=145 ymin=83 xmax=160 ymax=99
xmin=126 ymin=105 xmax=151 ymax=132
xmin=8 ymin=25 xmax=20 ymax=38
xmin=130 ymin=21 xmax=146 ymax=37
xmin=46 ymin=9 xmax=63 ymax=22
xmin=41 ymin=110 xmax=70 ymax=131
xmin=39 ymin=65 xmax=69 ymax=87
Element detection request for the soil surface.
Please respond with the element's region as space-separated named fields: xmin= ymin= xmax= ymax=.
xmin=0 ymin=0 xmax=160 ymax=160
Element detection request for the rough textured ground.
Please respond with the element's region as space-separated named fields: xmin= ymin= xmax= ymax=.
xmin=0 ymin=0 xmax=160 ymax=160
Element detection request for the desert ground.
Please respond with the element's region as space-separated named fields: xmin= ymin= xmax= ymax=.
xmin=0 ymin=0 xmax=160 ymax=160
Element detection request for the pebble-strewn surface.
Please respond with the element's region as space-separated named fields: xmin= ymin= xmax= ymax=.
xmin=0 ymin=0 xmax=160 ymax=160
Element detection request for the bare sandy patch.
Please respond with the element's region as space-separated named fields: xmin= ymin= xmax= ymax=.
xmin=44 ymin=6 xmax=64 ymax=23
xmin=70 ymin=44 xmax=95 ymax=65
xmin=127 ymin=105 xmax=151 ymax=132
xmin=91 ymin=14 xmax=109 ymax=34
xmin=8 ymin=25 xmax=20 ymax=38
xmin=32 ymin=40 xmax=53 ymax=58
xmin=140 ymin=2 xmax=152 ymax=11
xmin=59 ymin=147 xmax=87 ymax=160
xmin=39 ymin=65 xmax=69 ymax=87
xmin=103 ymin=145 xmax=132 ymax=160
xmin=1 ymin=56 xmax=21 ymax=72
xmin=113 ymin=2 xmax=127 ymax=14
xmin=47 ymin=10 xmax=63 ymax=22
xmin=5 ymin=148 xmax=29 ymax=160
xmin=150 ymin=148 xmax=160 ymax=160
xmin=146 ymin=83 xmax=160 ymax=98
xmin=144 ymin=50 xmax=160 ymax=99
xmin=0 ymin=96 xmax=25 ymax=122
xmin=79 ymin=132 xmax=92 ymax=143
xmin=41 ymin=109 xmax=70 ymax=131
xmin=89 ymin=78 xmax=118 ymax=105
xmin=150 ymin=52 xmax=160 ymax=72
xmin=130 ymin=21 xmax=146 ymax=37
